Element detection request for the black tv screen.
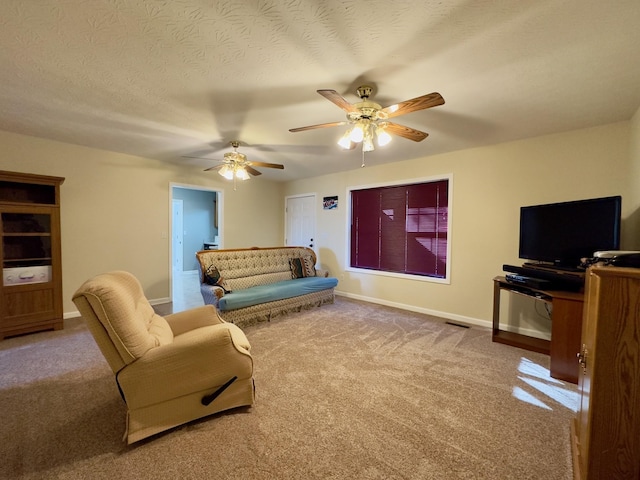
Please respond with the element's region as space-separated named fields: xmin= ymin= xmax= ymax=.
xmin=519 ymin=195 xmax=621 ymax=267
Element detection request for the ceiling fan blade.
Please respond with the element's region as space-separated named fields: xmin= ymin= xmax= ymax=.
xmin=317 ymin=90 xmax=357 ymax=113
xmin=381 ymin=92 xmax=444 ymax=118
xmin=289 ymin=121 xmax=347 ymax=132
xmin=203 ymin=164 xmax=224 ymax=172
xmin=249 ymin=161 xmax=284 ymax=169
xmin=384 ymin=122 xmax=429 ymax=142
xmin=244 ymin=166 xmax=262 ymax=176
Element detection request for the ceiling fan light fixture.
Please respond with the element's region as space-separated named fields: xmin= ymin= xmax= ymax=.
xmin=349 ymin=123 xmax=364 ymax=143
xmin=290 ymin=86 xmax=445 ymax=157
xmin=235 ymin=167 xmax=250 ymax=181
xmin=362 ymin=137 xmax=375 ymax=152
xmin=194 ymin=140 xmax=284 ymax=184
xmin=362 ymin=124 xmax=375 ymax=152
xmin=338 ymin=128 xmax=354 ymax=149
xmin=376 ymin=126 xmax=392 ymax=146
xmin=219 ymin=164 xmax=234 ymax=180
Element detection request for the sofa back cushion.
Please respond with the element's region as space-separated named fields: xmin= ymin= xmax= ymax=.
xmin=227 ymin=271 xmax=291 ymax=291
xmin=196 ymin=247 xmax=317 ymax=291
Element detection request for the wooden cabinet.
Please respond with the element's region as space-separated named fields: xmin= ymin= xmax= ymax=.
xmin=571 ymin=266 xmax=640 ymax=480
xmin=0 ymin=171 xmax=65 ymax=339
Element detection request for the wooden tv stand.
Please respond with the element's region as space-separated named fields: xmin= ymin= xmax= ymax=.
xmin=492 ymin=276 xmax=584 ymax=384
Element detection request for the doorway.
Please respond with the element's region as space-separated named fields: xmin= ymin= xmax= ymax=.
xmin=170 ymin=184 xmax=223 ymax=310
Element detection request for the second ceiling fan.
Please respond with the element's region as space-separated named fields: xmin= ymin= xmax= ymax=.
xmin=184 ymin=141 xmax=284 ymax=181
xmin=289 ymin=85 xmax=445 ymax=152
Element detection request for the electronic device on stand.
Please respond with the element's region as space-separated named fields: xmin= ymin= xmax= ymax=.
xmin=503 ymin=195 xmax=623 ymax=291
xmin=503 ymin=264 xmax=584 ymax=291
xmin=493 ymin=195 xmax=626 ymax=384
xmin=591 ymin=250 xmax=640 ymax=267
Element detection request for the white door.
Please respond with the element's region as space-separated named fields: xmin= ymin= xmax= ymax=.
xmin=172 ymin=199 xmax=184 ymax=272
xmin=286 ymin=195 xmax=316 ymax=250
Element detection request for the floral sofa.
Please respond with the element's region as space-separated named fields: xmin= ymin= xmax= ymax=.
xmin=195 ymin=246 xmax=338 ymax=328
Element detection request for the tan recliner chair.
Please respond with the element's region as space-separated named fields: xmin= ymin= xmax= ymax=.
xmin=72 ymin=270 xmax=254 ymax=444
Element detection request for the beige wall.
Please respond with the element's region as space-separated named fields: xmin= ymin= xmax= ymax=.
xmin=284 ymin=121 xmax=635 ymax=334
xmin=1 ymin=118 xmax=636 ymax=331
xmin=0 ymin=131 xmax=284 ymax=316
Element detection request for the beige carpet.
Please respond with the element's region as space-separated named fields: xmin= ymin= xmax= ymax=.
xmin=0 ymin=297 xmax=577 ymax=479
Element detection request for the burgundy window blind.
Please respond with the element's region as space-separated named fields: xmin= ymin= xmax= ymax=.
xmin=350 ymin=179 xmax=449 ymax=278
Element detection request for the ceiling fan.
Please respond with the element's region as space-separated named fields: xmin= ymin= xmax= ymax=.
xmin=183 ymin=141 xmax=284 ymax=183
xmin=289 ymin=85 xmax=444 ymax=152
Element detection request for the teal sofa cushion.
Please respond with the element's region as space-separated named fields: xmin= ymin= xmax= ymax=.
xmin=218 ymin=277 xmax=338 ymax=312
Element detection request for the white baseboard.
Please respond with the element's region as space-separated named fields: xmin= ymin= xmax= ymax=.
xmin=334 ymin=290 xmax=551 ymax=340
xmin=334 ymin=290 xmax=492 ymax=329
xmin=149 ymin=297 xmax=171 ymax=306
xmin=64 ymin=296 xmax=171 ymax=320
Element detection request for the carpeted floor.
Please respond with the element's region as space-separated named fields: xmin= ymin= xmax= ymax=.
xmin=0 ymin=297 xmax=577 ymax=479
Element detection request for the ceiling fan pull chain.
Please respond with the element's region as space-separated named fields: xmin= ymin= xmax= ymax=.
xmin=361 ymin=149 xmax=366 ymax=168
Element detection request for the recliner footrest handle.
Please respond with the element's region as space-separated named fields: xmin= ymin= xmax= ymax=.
xmin=201 ymin=376 xmax=237 ymax=406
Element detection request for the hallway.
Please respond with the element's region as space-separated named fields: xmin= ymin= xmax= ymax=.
xmin=171 ymin=270 xmax=203 ymax=313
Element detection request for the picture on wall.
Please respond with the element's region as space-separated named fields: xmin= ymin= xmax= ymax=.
xmin=323 ymin=196 xmax=338 ymax=210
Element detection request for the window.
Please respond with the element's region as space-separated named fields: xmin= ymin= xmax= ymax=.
xmin=349 ymin=177 xmax=450 ymax=279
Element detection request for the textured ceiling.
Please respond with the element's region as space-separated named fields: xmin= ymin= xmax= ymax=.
xmin=1 ymin=0 xmax=639 ymax=182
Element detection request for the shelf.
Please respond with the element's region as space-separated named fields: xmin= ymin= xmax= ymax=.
xmin=508 ymin=288 xmax=552 ymax=303
xmin=492 ymin=275 xmax=584 ymax=384
xmin=3 ymin=232 xmax=51 ymax=237
xmin=4 ymin=257 xmax=52 ymax=264
xmin=0 ymin=179 xmax=57 ymax=205
xmin=492 ymin=330 xmax=550 ymax=354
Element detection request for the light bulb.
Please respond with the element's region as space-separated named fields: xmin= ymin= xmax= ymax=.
xmin=376 ymin=127 xmax=392 ymax=146
xmin=236 ymin=167 xmax=250 ymax=180
xmin=219 ymin=165 xmax=234 ymax=180
xmin=350 ymin=124 xmax=364 ymax=143
xmin=337 ymin=129 xmax=353 ymax=149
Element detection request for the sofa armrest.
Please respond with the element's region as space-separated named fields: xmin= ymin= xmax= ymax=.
xmin=200 ymin=283 xmax=225 ymax=308
xmin=315 ymin=269 xmax=330 ymax=278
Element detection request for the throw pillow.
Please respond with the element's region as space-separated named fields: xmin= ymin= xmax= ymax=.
xmin=289 ymin=257 xmax=307 ymax=279
xmin=302 ymin=255 xmax=317 ymax=277
xmin=204 ymin=265 xmax=231 ymax=293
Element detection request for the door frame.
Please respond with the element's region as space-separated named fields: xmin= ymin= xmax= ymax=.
xmin=169 ymin=182 xmax=224 ymax=305
xmin=171 ymin=198 xmax=184 ymax=273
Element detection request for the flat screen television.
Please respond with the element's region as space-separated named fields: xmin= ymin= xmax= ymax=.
xmin=519 ymin=195 xmax=622 ymax=268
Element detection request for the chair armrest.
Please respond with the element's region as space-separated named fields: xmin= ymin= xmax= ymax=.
xmin=164 ymin=304 xmax=224 ymax=336
xmin=118 ymin=323 xmax=252 ymax=409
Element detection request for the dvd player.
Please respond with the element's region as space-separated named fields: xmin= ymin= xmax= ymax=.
xmin=505 ymin=274 xmax=552 ymax=290
xmin=503 ymin=264 xmax=584 ymax=291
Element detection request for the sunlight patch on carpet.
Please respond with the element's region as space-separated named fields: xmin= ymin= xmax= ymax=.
xmin=519 ymin=376 xmax=579 ymax=412
xmin=512 ymin=386 xmax=551 ymax=410
xmin=512 ymin=357 xmax=579 ymax=412
xmin=518 ymin=357 xmax=563 ymax=384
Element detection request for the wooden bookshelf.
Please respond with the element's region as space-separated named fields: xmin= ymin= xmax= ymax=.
xmin=0 ymin=171 xmax=65 ymax=339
